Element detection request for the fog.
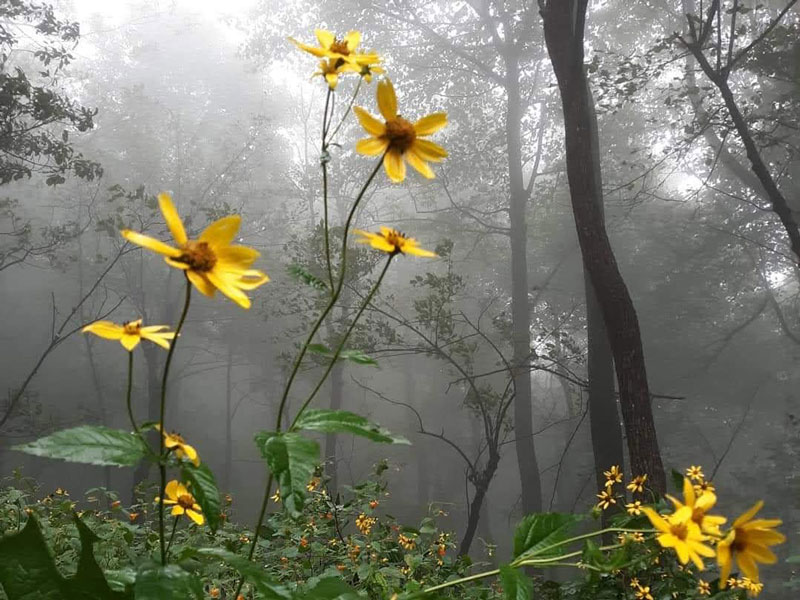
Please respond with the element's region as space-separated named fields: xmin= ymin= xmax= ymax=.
xmin=1 ymin=0 xmax=799 ymax=594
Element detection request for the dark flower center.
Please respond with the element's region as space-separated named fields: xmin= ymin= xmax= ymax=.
xmin=177 ymin=240 xmax=216 ymax=272
xmin=384 ymin=117 xmax=416 ymax=153
xmin=330 ymin=39 xmax=350 ymax=55
xmin=177 ymin=494 xmax=195 ymax=509
xmin=122 ymin=321 xmax=141 ymax=335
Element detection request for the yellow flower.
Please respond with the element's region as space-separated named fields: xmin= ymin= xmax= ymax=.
xmin=271 ymin=489 xmax=281 ymax=503
xmin=355 ymin=513 xmax=377 ymax=536
xmin=121 ymin=193 xmax=269 ymax=309
xmin=631 ymin=532 xmax=645 ymax=543
xmin=398 ymin=533 xmax=416 ymax=551
xmin=718 ymin=500 xmax=785 ymax=586
xmin=603 ymin=465 xmax=623 ymax=486
xmin=626 ymin=500 xmax=643 ymax=516
xmin=627 ymin=474 xmax=647 ymax=494
xmin=82 ymin=319 xmax=175 ymax=351
xmin=354 ymin=79 xmax=447 ymax=182
xmin=634 ymin=585 xmax=653 ymax=600
xmin=595 ymin=490 xmax=616 ymax=510
xmin=642 ymin=506 xmax=715 ymax=570
xmin=666 ymin=477 xmax=726 ymax=535
xmin=694 ymin=479 xmax=715 ymax=495
xmin=696 ymin=580 xmax=710 ymax=596
xmin=290 ymin=29 xmax=378 ymax=66
xmin=157 ymin=426 xmax=200 ymax=466
xmin=158 ymin=480 xmax=204 ymax=525
xmin=353 ymin=227 xmax=436 ymax=257
xmin=686 ymin=465 xmax=704 ymax=481
xmin=629 ymin=578 xmax=640 ymax=589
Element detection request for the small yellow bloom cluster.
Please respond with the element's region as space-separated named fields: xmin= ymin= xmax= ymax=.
xmin=355 ymin=513 xmax=377 ymax=536
xmin=290 ymin=30 xmax=382 ymax=90
xmin=641 ymin=467 xmax=784 ymax=590
xmin=727 ymin=577 xmax=764 ymax=596
xmin=631 ymin=581 xmax=653 ymax=600
xmin=397 ymin=533 xmax=417 ymax=551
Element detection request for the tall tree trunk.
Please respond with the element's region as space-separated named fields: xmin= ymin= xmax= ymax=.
xmin=507 ymin=50 xmax=543 ymax=514
xmin=540 ymin=0 xmax=666 ymax=492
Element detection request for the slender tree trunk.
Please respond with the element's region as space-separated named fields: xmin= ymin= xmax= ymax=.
xmin=540 ymin=0 xmax=665 ymax=492
xmin=458 ymin=453 xmax=500 ymax=556
xmin=507 ymin=50 xmax=543 ymax=514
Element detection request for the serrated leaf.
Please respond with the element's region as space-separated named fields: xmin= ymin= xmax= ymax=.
xmin=307 ymin=344 xmax=378 ymax=367
xmin=254 ymin=431 xmax=319 ymax=517
xmin=0 ymin=514 xmax=129 ymax=600
xmin=14 ymin=426 xmax=148 ymax=467
xmin=287 ymin=264 xmax=328 ymax=291
xmin=512 ymin=513 xmax=582 ymax=559
xmin=193 ymin=548 xmax=290 ymax=599
xmin=293 ymin=409 xmax=409 ymax=444
xmin=498 ymin=565 xmax=533 ymax=600
xmin=134 ymin=563 xmax=202 ymax=600
xmin=181 ymin=463 xmax=221 ymax=533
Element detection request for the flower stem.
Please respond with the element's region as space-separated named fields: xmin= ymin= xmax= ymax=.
xmin=290 ymin=255 xmax=394 ymax=428
xmin=321 ymin=88 xmax=335 ymax=292
xmin=234 ymin=156 xmax=385 ymax=596
xmin=326 ymin=78 xmax=362 ymax=145
xmin=165 ymin=516 xmax=179 ymax=559
xmin=157 ymin=278 xmax=192 ymax=566
xmin=125 ymin=351 xmax=140 ymax=438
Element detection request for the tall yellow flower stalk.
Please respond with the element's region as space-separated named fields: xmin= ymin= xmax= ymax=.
xmin=121 ymin=193 xmax=268 ymax=309
xmin=354 ymin=79 xmax=447 ymax=182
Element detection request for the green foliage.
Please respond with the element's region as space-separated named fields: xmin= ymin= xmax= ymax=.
xmin=13 ymin=426 xmax=149 ymax=467
xmin=512 ymin=513 xmax=582 ymax=559
xmin=288 ymin=264 xmax=329 ymax=291
xmin=498 ymin=565 xmax=533 ymax=600
xmin=0 ymin=514 xmax=127 ymax=600
xmin=193 ymin=548 xmax=292 ymax=599
xmin=293 ymin=409 xmax=409 ymax=445
xmin=307 ymin=343 xmax=378 ymax=366
xmin=133 ymin=563 xmax=202 ymax=600
xmin=180 ymin=463 xmax=222 ymax=534
xmin=255 ymin=431 xmax=320 ymax=517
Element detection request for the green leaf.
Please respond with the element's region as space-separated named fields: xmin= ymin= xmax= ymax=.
xmin=133 ymin=563 xmax=202 ymax=600
xmin=307 ymin=344 xmax=378 ymax=366
xmin=181 ymin=463 xmax=221 ymax=533
xmin=14 ymin=426 xmax=148 ymax=467
xmin=105 ymin=569 xmax=136 ymax=593
xmin=293 ymin=409 xmax=409 ymax=445
xmin=287 ymin=264 xmax=328 ymax=291
xmin=254 ymin=431 xmax=319 ymax=517
xmin=302 ymin=577 xmax=360 ymax=600
xmin=670 ymin=468 xmax=685 ymax=493
xmin=193 ymin=548 xmax=290 ymax=599
xmin=498 ymin=564 xmax=533 ymax=600
xmin=512 ymin=512 xmax=582 ymax=559
xmin=0 ymin=514 xmax=129 ymax=600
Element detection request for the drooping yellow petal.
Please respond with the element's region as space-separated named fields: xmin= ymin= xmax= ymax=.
xmin=158 ymin=193 xmax=187 ymax=245
xmin=402 ymin=242 xmax=437 ymax=258
xmin=200 ymin=215 xmax=241 ymax=248
xmin=746 ymin=544 xmax=777 ymax=564
xmin=289 ymin=37 xmax=328 ymax=58
xmin=186 ymin=508 xmax=205 ymax=525
xmin=343 ymin=30 xmax=361 ymax=51
xmin=683 ymin=477 xmax=696 ymax=506
xmin=139 ymin=325 xmax=171 ymax=333
xmin=406 ymin=149 xmax=435 ymax=179
xmin=353 ymin=107 xmax=386 ymax=137
xmin=738 ymin=552 xmax=759 ymax=581
xmin=186 ymin=270 xmax=217 ymax=298
xmin=82 ymin=321 xmax=124 ymax=340
xmin=171 ymin=505 xmax=185 ymax=517
xmin=356 ymin=137 xmax=389 ymax=156
xmin=120 ymin=334 xmax=141 ymax=352
xmin=165 ymin=480 xmax=181 ymax=500
xmin=413 ymin=139 xmax=448 ymax=162
xmin=324 ymin=72 xmax=339 ymax=89
xmin=383 ymin=149 xmax=406 ymax=183
xmin=122 ymin=230 xmax=182 ymax=258
xmin=216 ymin=245 xmax=260 ymax=269
xmin=207 ymin=271 xmax=251 ymax=309
xmin=377 ymin=79 xmax=397 ymax=120
xmin=315 ymin=29 xmax=335 ymax=49
xmin=414 ymin=112 xmax=447 ymax=136
xmin=231 ymin=270 xmax=270 ymax=290
xmin=164 ymin=257 xmax=190 ymax=270
xmin=733 ymin=501 xmax=764 ymax=528
xmin=140 ymin=331 xmax=172 ymax=350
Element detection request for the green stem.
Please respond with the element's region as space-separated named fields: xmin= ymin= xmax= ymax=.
xmin=165 ymin=516 xmax=179 ymax=559
xmin=157 ymin=278 xmax=192 ymax=566
xmin=326 ymin=78 xmax=362 ymax=145
xmin=125 ymin=351 xmax=140 ymax=438
xmin=290 ymin=254 xmax=394 ymax=428
xmin=321 ymin=88 xmax=334 ymax=293
xmin=422 ymin=568 xmax=501 ymax=593
xmin=530 ymin=526 xmax=653 ymax=558
xmin=234 ymin=156 xmax=385 ymax=596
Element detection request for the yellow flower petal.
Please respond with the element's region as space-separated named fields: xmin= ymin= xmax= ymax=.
xmin=414 ymin=112 xmax=447 ymax=136
xmin=231 ymin=270 xmax=270 ymax=290
xmin=207 ymin=271 xmax=251 ymax=309
xmin=315 ymin=29 xmax=335 ymax=49
xmin=324 ymin=72 xmax=338 ymax=89
xmin=402 ymin=242 xmax=437 ymax=258
xmin=165 ymin=480 xmax=181 ymax=500
xmin=289 ymin=37 xmax=328 ymax=58
xmin=216 ymin=245 xmax=260 ymax=268
xmin=200 ymin=215 xmax=241 ymax=248
xmin=356 ymin=137 xmax=389 ymax=156
xmin=120 ymin=334 xmax=141 ymax=352
xmin=171 ymin=505 xmax=185 ymax=517
xmin=413 ymin=139 xmax=448 ymax=162
xmin=406 ymin=149 xmax=435 ymax=179
xmin=353 ymin=107 xmax=386 ymax=137
xmin=122 ymin=230 xmax=181 ymax=258
xmin=186 ymin=508 xmax=205 ymax=525
xmin=383 ymin=150 xmax=405 ymax=183
xmin=158 ymin=193 xmax=187 ymax=245
xmin=164 ymin=257 xmax=190 ymax=270
xmin=140 ymin=331 xmax=173 ymax=350
xmin=343 ymin=30 xmax=361 ymax=51
xmin=377 ymin=79 xmax=397 ymax=120
xmin=186 ymin=270 xmax=217 ymax=297
xmin=82 ymin=321 xmax=124 ymax=340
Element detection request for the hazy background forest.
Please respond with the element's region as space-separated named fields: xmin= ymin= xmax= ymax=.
xmin=1 ymin=0 xmax=799 ymax=596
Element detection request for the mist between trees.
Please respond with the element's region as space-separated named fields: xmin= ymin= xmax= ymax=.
xmin=0 ymin=1 xmax=799 ymax=599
